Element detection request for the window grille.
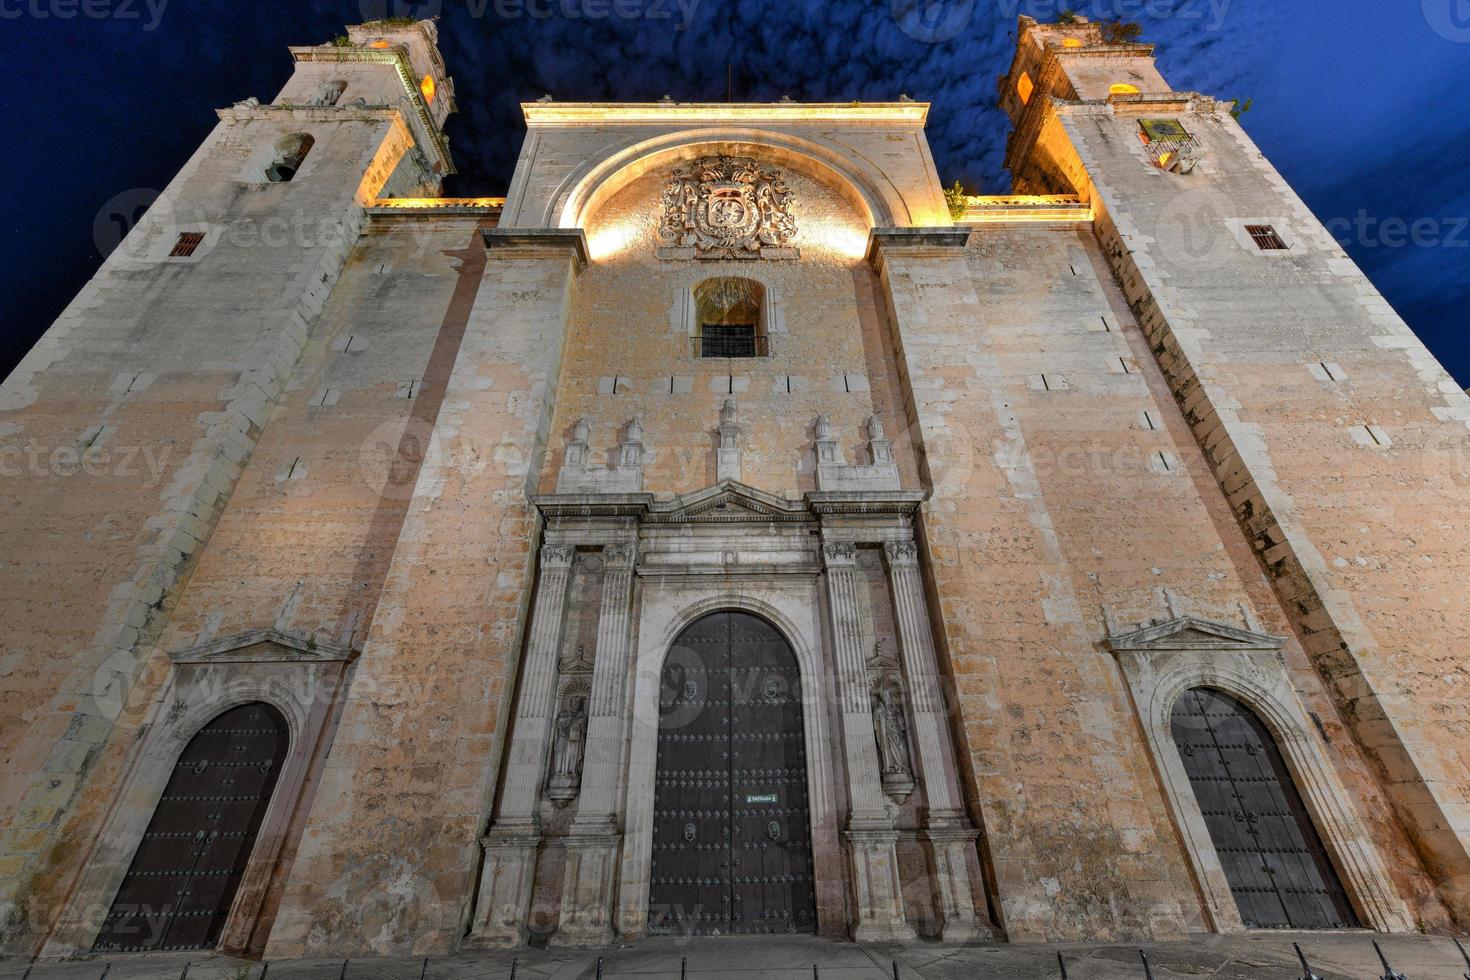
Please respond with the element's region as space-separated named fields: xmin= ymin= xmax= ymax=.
xmin=1246 ymin=224 xmax=1289 ymax=250
xmin=169 ymin=232 xmax=205 ymax=257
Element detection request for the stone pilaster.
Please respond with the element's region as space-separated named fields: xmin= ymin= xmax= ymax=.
xmin=556 ymin=539 xmax=638 ymax=945
xmin=822 ymin=539 xmax=915 ymax=942
xmin=883 ymin=538 xmax=984 ymax=942
xmin=469 ymin=541 xmax=577 ymax=946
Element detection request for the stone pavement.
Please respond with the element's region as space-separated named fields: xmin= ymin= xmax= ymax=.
xmin=5 ymin=934 xmax=1470 ymax=980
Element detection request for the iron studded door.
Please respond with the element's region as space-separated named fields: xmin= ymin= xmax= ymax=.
xmin=1171 ymin=688 xmax=1357 ymax=929
xmin=94 ymin=703 xmax=289 ymax=952
xmin=649 ymin=612 xmax=816 ymax=935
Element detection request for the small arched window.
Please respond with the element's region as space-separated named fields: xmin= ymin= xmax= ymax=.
xmin=694 ymin=277 xmax=766 ymax=358
xmin=1109 ymin=82 xmax=1142 ymax=96
xmin=266 ymin=133 xmax=315 ymax=183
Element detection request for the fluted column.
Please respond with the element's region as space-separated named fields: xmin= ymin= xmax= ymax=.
xmin=556 ymin=539 xmax=638 ymax=945
xmin=883 ymin=537 xmax=985 ymax=943
xmin=469 ymin=542 xmax=576 ymax=946
xmin=822 ymin=539 xmax=915 ymax=942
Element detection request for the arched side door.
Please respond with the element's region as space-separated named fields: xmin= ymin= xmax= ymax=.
xmin=1170 ymin=687 xmax=1358 ymax=929
xmin=94 ymin=702 xmax=289 ymax=952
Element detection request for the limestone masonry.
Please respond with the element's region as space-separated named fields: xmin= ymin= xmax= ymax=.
xmin=1 ymin=15 xmax=1467 ymax=961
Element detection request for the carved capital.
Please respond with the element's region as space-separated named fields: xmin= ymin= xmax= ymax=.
xmin=541 ymin=544 xmax=577 ymax=569
xmin=822 ymin=541 xmax=858 ymax=567
xmin=602 ymin=542 xmax=637 ymax=568
xmin=883 ymin=539 xmax=919 ymax=566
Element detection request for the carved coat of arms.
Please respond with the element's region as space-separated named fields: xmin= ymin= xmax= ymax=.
xmin=656 ymin=156 xmax=799 ymax=260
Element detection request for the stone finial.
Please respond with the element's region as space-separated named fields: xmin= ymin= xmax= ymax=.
xmin=659 ymin=94 xmax=673 ymax=103
xmin=619 ymin=416 xmax=646 ymax=470
xmin=717 ymin=399 xmax=743 ymax=481
xmin=1163 ymin=588 xmax=1184 ymax=619
xmin=564 ymin=416 xmax=592 ymax=471
xmin=898 ymin=93 xmax=914 ymax=103
xmin=537 ymin=93 xmax=554 ymax=102
xmin=814 ymin=415 xmax=833 ymax=440
xmin=865 ymin=414 xmax=885 ymax=442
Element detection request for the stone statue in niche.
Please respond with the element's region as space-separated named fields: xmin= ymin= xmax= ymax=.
xmin=656 ymin=156 xmax=798 ymax=260
xmin=547 ymin=693 xmax=589 ymax=802
xmin=871 ymin=680 xmax=915 ymax=802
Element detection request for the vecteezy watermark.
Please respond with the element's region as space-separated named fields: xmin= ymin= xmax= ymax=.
xmin=361 ymin=0 xmax=699 ymax=30
xmin=0 ymin=0 xmax=168 ymax=30
xmin=1423 ymin=0 xmax=1470 ymax=42
xmin=0 ymin=441 xmax=172 ymax=482
xmin=1323 ymin=211 xmax=1470 ymax=250
xmin=891 ymin=0 xmax=1230 ymax=43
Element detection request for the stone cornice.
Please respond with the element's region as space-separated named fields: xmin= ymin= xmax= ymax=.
xmin=865 ymin=227 xmax=970 ymax=268
xmin=533 ymin=481 xmax=929 ymax=524
xmin=521 ymin=101 xmax=929 ymax=127
xmin=289 ymin=45 xmax=455 ymax=175
xmin=482 ymin=228 xmax=589 ymax=268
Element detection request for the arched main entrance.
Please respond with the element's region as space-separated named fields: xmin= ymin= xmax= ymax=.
xmin=648 ymin=611 xmax=817 ymax=935
xmin=94 ymin=702 xmax=289 ymax=952
xmin=1170 ymin=688 xmax=1358 ymax=929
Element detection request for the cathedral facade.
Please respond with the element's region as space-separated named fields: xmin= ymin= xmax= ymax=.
xmin=1 ymin=15 xmax=1468 ymax=960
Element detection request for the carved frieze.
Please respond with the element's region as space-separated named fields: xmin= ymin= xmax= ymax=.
xmin=656 ymin=156 xmax=798 ymax=260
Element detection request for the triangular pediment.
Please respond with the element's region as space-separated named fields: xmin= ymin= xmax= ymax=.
xmin=170 ymin=628 xmax=356 ymax=665
xmin=648 ymin=480 xmax=809 ymax=523
xmin=1105 ymin=616 xmax=1284 ymax=654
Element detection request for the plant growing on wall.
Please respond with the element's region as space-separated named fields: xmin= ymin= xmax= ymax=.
xmin=1102 ymin=20 xmax=1143 ymax=44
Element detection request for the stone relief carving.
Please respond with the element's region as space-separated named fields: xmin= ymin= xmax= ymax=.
xmin=656 ymin=156 xmax=798 ymax=261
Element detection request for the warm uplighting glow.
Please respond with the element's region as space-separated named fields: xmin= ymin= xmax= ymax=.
xmin=1109 ymin=82 xmax=1141 ymax=95
xmin=420 ymin=73 xmax=437 ymax=104
xmin=818 ymin=226 xmax=870 ymax=260
xmin=955 ymin=194 xmax=1093 ymax=224
xmin=1017 ymin=72 xmax=1035 ymax=104
xmin=368 ymin=39 xmax=391 ymax=48
xmin=369 ymin=197 xmax=506 ymax=210
xmin=1062 ymin=38 xmax=1083 ymax=48
xmin=586 ymin=219 xmax=640 ymax=260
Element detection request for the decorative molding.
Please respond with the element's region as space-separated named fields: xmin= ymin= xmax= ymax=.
xmin=656 ymin=156 xmax=798 ymax=260
xmin=541 ymin=544 xmax=577 ymax=569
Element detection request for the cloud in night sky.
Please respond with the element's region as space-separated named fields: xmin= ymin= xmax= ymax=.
xmin=1 ymin=0 xmax=1466 ymax=382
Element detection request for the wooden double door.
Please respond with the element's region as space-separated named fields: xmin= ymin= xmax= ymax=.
xmin=648 ymin=611 xmax=817 ymax=935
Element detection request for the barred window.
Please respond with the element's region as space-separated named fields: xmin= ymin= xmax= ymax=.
xmin=169 ymin=233 xmax=205 ymax=258
xmin=1246 ymin=224 xmax=1289 ymax=250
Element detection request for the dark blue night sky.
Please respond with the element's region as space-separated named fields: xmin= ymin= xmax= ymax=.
xmin=2 ymin=1 xmax=1467 ymax=383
